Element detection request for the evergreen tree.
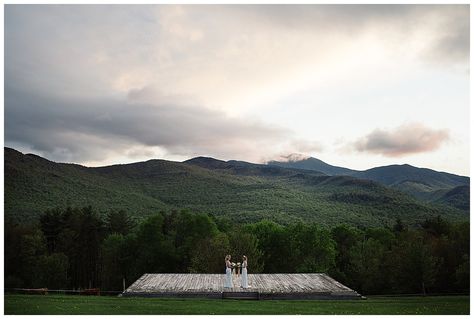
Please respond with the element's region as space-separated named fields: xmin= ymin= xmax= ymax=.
xmin=228 ymin=230 xmax=264 ymax=273
xmin=105 ymin=210 xmax=135 ymax=236
xmin=189 ymin=233 xmax=231 ymax=273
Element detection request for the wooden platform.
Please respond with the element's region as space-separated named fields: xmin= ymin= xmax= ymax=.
xmin=122 ymin=273 xmax=361 ymax=300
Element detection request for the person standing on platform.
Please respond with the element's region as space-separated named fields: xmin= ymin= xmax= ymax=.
xmin=224 ymin=255 xmax=233 ymax=288
xmin=241 ymin=255 xmax=248 ymax=288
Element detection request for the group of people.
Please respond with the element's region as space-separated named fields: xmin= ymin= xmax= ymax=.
xmin=224 ymin=255 xmax=248 ymax=289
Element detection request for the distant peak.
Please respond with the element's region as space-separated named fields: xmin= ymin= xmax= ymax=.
xmin=273 ymin=153 xmax=311 ymax=163
xmin=184 ymin=156 xmax=222 ymax=162
xmin=183 ymin=156 xmax=230 ymax=169
xmin=374 ymin=163 xmax=416 ymax=170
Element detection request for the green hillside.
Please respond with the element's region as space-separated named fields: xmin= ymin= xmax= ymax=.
xmin=268 ymin=157 xmax=470 ymax=212
xmin=353 ymin=164 xmax=470 ymax=211
xmin=4 ymin=147 xmax=468 ymax=226
xmin=352 ymin=164 xmax=468 ymax=189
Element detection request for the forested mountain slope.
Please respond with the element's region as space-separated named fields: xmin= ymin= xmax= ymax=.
xmin=5 ymin=148 xmax=468 ymax=226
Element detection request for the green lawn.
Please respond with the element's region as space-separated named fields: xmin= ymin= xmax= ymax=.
xmin=3 ymin=294 xmax=469 ymax=315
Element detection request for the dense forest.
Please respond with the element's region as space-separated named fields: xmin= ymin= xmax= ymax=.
xmin=5 ymin=207 xmax=469 ymax=295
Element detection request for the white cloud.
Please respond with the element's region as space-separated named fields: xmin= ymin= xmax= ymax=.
xmin=354 ymin=123 xmax=450 ymax=157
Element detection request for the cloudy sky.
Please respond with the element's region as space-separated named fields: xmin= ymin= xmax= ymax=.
xmin=4 ymin=5 xmax=470 ymax=175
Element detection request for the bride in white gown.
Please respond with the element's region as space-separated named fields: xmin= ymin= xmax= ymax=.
xmin=224 ymin=255 xmax=233 ymax=288
xmin=241 ymin=255 xmax=248 ymax=288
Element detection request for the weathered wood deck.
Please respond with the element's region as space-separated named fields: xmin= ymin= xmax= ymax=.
xmin=123 ymin=273 xmax=361 ymax=300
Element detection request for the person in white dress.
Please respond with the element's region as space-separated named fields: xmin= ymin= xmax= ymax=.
xmin=224 ymin=255 xmax=233 ymax=288
xmin=241 ymin=255 xmax=248 ymax=289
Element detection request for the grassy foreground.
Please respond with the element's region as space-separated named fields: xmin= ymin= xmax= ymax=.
xmin=4 ymin=294 xmax=469 ymax=315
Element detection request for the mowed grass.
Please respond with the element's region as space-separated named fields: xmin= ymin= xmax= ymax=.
xmin=4 ymin=294 xmax=469 ymax=315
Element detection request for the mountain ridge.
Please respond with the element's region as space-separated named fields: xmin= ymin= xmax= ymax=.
xmin=267 ymin=156 xmax=357 ymax=176
xmin=5 ymin=147 xmax=468 ymax=227
xmin=266 ymin=155 xmax=469 ymax=210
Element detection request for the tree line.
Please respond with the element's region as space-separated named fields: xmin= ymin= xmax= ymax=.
xmin=5 ymin=207 xmax=469 ymax=295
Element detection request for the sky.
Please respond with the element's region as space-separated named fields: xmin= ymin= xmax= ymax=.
xmin=4 ymin=4 xmax=470 ymax=176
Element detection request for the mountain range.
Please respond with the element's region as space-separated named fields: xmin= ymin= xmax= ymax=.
xmin=269 ymin=155 xmax=469 ymax=211
xmin=4 ymin=147 xmax=469 ymax=227
xmin=268 ymin=156 xmax=356 ymax=175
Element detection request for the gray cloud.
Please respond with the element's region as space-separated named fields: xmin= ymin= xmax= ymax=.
xmin=271 ymin=153 xmax=311 ymax=163
xmin=5 ymin=86 xmax=291 ymax=163
xmin=422 ymin=6 xmax=470 ymax=66
xmin=354 ymin=123 xmax=450 ymax=157
xmin=4 ymin=5 xmax=468 ymax=165
xmin=5 ymin=5 xmax=468 ymax=100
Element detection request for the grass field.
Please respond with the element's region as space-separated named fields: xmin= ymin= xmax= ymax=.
xmin=3 ymin=294 xmax=469 ymax=315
